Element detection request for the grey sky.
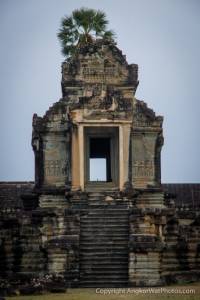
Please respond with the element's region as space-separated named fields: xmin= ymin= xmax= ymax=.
xmin=0 ymin=0 xmax=199 ymax=182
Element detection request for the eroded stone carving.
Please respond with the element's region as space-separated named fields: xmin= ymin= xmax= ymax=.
xmin=133 ymin=160 xmax=154 ymax=178
xmin=44 ymin=160 xmax=69 ymax=177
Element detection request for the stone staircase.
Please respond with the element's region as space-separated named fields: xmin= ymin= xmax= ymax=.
xmin=39 ymin=195 xmax=68 ymax=208
xmin=79 ymin=197 xmax=129 ymax=287
xmin=136 ymin=192 xmax=165 ymax=208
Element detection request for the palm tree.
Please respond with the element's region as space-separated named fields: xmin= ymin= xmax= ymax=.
xmin=57 ymin=8 xmax=115 ymax=57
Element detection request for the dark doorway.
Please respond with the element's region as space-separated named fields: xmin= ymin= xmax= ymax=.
xmin=84 ymin=127 xmax=119 ymax=189
xmin=89 ymin=138 xmax=111 ymax=182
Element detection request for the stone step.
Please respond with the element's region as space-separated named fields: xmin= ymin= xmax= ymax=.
xmin=81 ymin=217 xmax=129 ymax=221
xmin=81 ymin=225 xmax=129 ymax=229
xmin=80 ymin=274 xmax=128 ymax=280
xmin=80 ymin=269 xmax=128 ymax=274
xmin=88 ymin=196 xmax=105 ymax=200
xmin=80 ymin=226 xmax=129 ymax=231
xmin=80 ymin=254 xmax=128 ymax=259
xmin=81 ymin=218 xmax=129 ymax=224
xmin=80 ymin=259 xmax=128 ymax=264
xmin=80 ymin=247 xmax=128 ymax=252
xmin=80 ymin=262 xmax=128 ymax=268
xmin=84 ymin=207 xmax=129 ymax=211
xmin=81 ymin=219 xmax=129 ymax=224
xmin=81 ymin=214 xmax=127 ymax=222
xmin=85 ymin=203 xmax=129 ymax=207
xmin=82 ymin=236 xmax=128 ymax=241
xmin=80 ymin=240 xmax=128 ymax=245
xmin=81 ymin=257 xmax=128 ymax=261
xmin=81 ymin=252 xmax=128 ymax=258
xmin=80 ymin=245 xmax=127 ymax=250
xmin=81 ymin=231 xmax=129 ymax=235
xmin=80 ymin=243 xmax=128 ymax=248
xmin=88 ymin=192 xmax=105 ymax=195
xmin=88 ymin=195 xmax=127 ymax=205
xmin=80 ymin=205 xmax=128 ymax=287
xmin=81 ymin=212 xmax=129 ymax=215
xmin=88 ymin=195 xmax=125 ymax=199
xmin=80 ymin=249 xmax=128 ymax=253
xmin=79 ymin=280 xmax=128 ymax=287
xmin=81 ymin=230 xmax=128 ymax=235
xmin=81 ymin=239 xmax=128 ymax=244
xmin=80 ymin=248 xmax=128 ymax=253
xmin=81 ymin=234 xmax=128 ymax=238
xmin=80 ymin=250 xmax=128 ymax=256
xmin=80 ymin=239 xmax=128 ymax=244
xmin=81 ymin=209 xmax=129 ymax=214
xmin=86 ymin=202 xmax=128 ymax=206
xmin=81 ymin=232 xmax=128 ymax=237
xmin=81 ymin=231 xmax=129 ymax=240
xmin=81 ymin=218 xmax=129 ymax=222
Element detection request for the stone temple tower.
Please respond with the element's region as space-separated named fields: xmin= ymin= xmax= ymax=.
xmin=32 ymin=40 xmax=165 ymax=286
xmin=1 ymin=40 xmax=200 ymax=292
xmin=33 ymin=40 xmax=163 ymax=192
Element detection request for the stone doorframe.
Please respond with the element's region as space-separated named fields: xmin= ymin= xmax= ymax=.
xmin=71 ymin=122 xmax=132 ymax=191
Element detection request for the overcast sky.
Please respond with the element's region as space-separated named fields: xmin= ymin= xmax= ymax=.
xmin=0 ymin=0 xmax=199 ymax=183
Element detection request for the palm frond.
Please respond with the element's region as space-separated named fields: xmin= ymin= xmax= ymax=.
xmin=93 ymin=10 xmax=108 ymax=34
xmin=57 ymin=8 xmax=116 ymax=57
xmin=102 ymin=30 xmax=115 ymax=41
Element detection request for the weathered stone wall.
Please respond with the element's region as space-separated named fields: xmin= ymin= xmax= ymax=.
xmin=0 ymin=183 xmax=200 ymax=291
xmin=129 ymin=208 xmax=165 ymax=286
xmin=162 ymin=208 xmax=200 ymax=284
xmin=128 ymin=200 xmax=200 ymax=286
xmin=32 ymin=101 xmax=71 ymax=189
xmin=0 ymin=183 xmax=80 ymax=293
xmin=131 ymin=101 xmax=163 ymax=189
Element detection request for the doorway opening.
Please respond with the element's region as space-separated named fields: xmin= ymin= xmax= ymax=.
xmin=89 ymin=138 xmax=111 ymax=182
xmin=84 ymin=127 xmax=119 ymax=188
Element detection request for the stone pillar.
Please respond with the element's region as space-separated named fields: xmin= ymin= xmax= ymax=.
xmin=71 ymin=126 xmax=80 ymax=190
xmin=79 ymin=125 xmax=84 ymax=190
xmin=119 ymin=125 xmax=124 ymax=190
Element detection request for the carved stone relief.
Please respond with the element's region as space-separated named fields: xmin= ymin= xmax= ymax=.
xmin=81 ymin=65 xmax=118 ymax=81
xmin=43 ymin=134 xmax=71 ymax=185
xmin=133 ymin=102 xmax=154 ymax=127
xmin=44 ymin=160 xmax=69 ymax=177
xmin=77 ymin=85 xmax=133 ymax=112
xmin=132 ymin=133 xmax=157 ymax=185
xmin=132 ymin=160 xmax=154 ymax=178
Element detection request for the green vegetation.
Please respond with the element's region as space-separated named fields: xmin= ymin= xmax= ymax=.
xmin=57 ymin=8 xmax=115 ymax=57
